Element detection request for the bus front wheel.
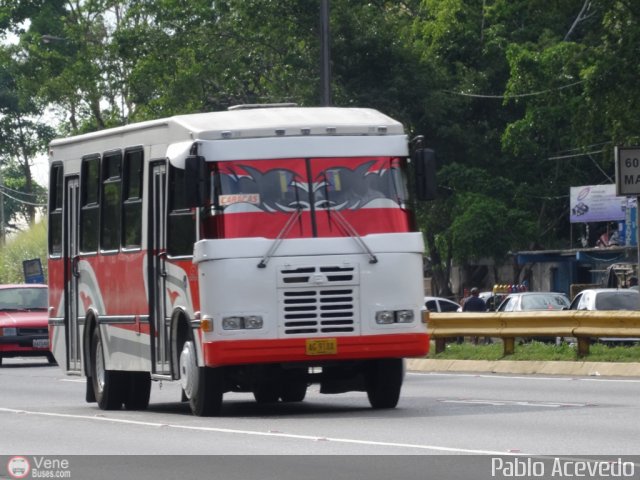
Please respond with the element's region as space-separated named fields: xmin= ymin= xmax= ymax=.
xmin=179 ymin=339 xmax=223 ymax=416
xmin=366 ymin=358 xmax=404 ymax=409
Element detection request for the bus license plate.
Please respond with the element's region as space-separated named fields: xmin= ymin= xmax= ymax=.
xmin=305 ymin=338 xmax=337 ymax=356
xmin=33 ymin=338 xmax=49 ymax=349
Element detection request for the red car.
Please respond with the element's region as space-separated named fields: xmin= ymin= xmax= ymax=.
xmin=0 ymin=284 xmax=54 ymax=366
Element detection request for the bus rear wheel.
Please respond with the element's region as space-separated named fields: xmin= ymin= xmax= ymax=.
xmin=123 ymin=371 xmax=151 ymax=410
xmin=280 ymin=380 xmax=307 ymax=402
xmin=366 ymin=358 xmax=404 ymax=409
xmin=179 ymin=339 xmax=223 ymax=416
xmin=253 ymin=383 xmax=280 ymax=404
xmin=90 ymin=328 xmax=126 ymax=410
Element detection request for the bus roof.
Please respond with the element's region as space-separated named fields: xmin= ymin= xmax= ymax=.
xmin=49 ymin=106 xmax=405 ymax=149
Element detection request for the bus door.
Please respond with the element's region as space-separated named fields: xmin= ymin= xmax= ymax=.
xmin=149 ymin=161 xmax=171 ymax=376
xmin=65 ymin=176 xmax=82 ymax=373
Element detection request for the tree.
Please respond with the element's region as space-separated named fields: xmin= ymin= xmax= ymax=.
xmin=0 ymin=45 xmax=53 ymax=231
xmin=3 ymin=0 xmax=640 ymax=294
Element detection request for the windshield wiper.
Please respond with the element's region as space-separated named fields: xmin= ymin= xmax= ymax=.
xmin=326 ymin=206 xmax=378 ymax=264
xmin=322 ymin=174 xmax=377 ymax=264
xmin=257 ymin=206 xmax=303 ymax=268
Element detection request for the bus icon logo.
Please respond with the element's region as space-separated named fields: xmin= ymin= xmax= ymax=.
xmin=7 ymin=456 xmax=30 ymax=479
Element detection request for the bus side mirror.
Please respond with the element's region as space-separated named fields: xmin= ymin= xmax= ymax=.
xmin=413 ymin=148 xmax=437 ymax=201
xmin=185 ymin=155 xmax=209 ymax=207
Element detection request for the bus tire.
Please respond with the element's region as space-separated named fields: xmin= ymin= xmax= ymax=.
xmin=123 ymin=372 xmax=151 ymax=410
xmin=366 ymin=358 xmax=404 ymax=409
xmin=90 ymin=328 xmax=125 ymax=410
xmin=253 ymin=383 xmax=280 ymax=404
xmin=46 ymin=352 xmax=58 ymax=365
xmin=280 ymin=380 xmax=307 ymax=402
xmin=180 ymin=339 xmax=223 ymax=416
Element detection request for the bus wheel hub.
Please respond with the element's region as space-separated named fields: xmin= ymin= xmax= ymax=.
xmin=179 ymin=341 xmax=198 ymax=400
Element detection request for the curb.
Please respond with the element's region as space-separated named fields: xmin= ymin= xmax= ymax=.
xmin=406 ymin=358 xmax=640 ymax=377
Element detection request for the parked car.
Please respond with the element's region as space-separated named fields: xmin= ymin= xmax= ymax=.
xmin=496 ymin=292 xmax=570 ymax=312
xmin=495 ymin=292 xmax=571 ymax=344
xmin=0 ymin=284 xmax=54 ymax=366
xmin=569 ymin=288 xmax=639 ymax=311
xmin=568 ymin=288 xmax=640 ymax=345
xmin=424 ymin=296 xmax=461 ymax=313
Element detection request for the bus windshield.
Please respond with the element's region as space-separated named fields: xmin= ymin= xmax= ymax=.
xmin=200 ymin=156 xmax=414 ymax=239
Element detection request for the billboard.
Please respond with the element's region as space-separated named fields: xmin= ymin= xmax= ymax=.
xmin=569 ymin=184 xmax=627 ymax=223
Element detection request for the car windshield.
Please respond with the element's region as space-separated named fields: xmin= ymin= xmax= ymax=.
xmin=521 ymin=294 xmax=568 ymax=310
xmin=594 ymin=291 xmax=639 ymax=310
xmin=0 ymin=287 xmax=48 ymax=310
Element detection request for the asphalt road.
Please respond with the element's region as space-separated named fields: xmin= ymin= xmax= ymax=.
xmin=1 ymin=357 xmax=639 ymax=479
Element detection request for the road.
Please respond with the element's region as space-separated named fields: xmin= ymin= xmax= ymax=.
xmin=1 ymin=357 xmax=639 ymax=479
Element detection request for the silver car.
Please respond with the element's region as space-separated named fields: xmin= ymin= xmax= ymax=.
xmin=496 ymin=292 xmax=570 ymax=312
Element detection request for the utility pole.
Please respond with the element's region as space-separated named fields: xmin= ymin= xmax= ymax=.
xmin=320 ymin=0 xmax=331 ymax=106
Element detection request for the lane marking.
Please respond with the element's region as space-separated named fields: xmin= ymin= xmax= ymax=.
xmin=439 ymin=399 xmax=589 ymax=408
xmin=0 ymin=406 xmax=525 ymax=456
xmin=409 ymin=372 xmax=640 ymax=383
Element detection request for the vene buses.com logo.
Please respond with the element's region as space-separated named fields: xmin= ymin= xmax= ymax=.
xmin=7 ymin=456 xmax=31 ymax=479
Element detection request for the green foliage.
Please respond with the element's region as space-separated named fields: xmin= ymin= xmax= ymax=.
xmin=429 ymin=340 xmax=640 ymax=362
xmin=1 ymin=0 xmax=640 ymax=293
xmin=0 ymin=220 xmax=47 ymax=283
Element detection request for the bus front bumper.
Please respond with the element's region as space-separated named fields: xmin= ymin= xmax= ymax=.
xmin=202 ymin=332 xmax=429 ymax=367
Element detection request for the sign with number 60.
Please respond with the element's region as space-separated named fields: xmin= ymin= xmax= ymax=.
xmin=615 ymin=146 xmax=640 ymax=196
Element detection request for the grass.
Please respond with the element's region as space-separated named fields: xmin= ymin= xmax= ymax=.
xmin=428 ymin=340 xmax=640 ymax=363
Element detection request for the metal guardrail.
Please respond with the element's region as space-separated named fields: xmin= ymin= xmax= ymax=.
xmin=426 ymin=311 xmax=640 ymax=357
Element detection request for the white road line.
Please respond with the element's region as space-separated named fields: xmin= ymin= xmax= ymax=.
xmin=0 ymin=406 xmax=524 ymax=456
xmin=408 ymin=372 xmax=640 ymax=383
xmin=439 ymin=399 xmax=588 ymax=408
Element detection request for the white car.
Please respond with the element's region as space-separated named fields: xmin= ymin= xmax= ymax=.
xmin=569 ymin=288 xmax=640 ymax=345
xmin=424 ymin=296 xmax=461 ymax=313
xmin=569 ymin=288 xmax=639 ymax=311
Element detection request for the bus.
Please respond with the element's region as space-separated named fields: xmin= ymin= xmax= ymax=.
xmin=47 ymin=105 xmax=435 ymax=416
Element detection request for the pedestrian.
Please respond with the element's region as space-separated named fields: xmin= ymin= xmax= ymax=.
xmin=463 ymin=287 xmax=487 ymax=345
xmin=463 ymin=287 xmax=486 ymax=312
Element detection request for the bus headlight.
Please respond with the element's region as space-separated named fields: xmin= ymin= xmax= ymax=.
xmin=395 ymin=310 xmax=414 ymax=323
xmin=375 ymin=310 xmax=415 ymax=324
xmin=244 ymin=316 xmax=263 ymax=329
xmin=222 ymin=315 xmax=264 ymax=330
xmin=222 ymin=316 xmax=243 ymax=330
xmin=375 ymin=311 xmax=395 ymax=324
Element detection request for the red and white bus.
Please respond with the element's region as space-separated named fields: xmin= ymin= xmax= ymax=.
xmin=47 ymin=105 xmax=435 ymax=416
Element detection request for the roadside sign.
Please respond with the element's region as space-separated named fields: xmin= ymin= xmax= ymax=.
xmin=615 ymin=146 xmax=640 ymax=196
xmin=23 ymin=258 xmax=45 ymax=284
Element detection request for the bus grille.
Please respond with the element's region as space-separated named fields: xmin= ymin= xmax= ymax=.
xmin=279 ymin=265 xmax=356 ymax=285
xmin=280 ymin=288 xmax=356 ymax=335
xmin=277 ymin=264 xmax=359 ymax=336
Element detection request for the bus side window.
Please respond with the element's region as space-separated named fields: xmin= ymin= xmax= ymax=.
xmin=48 ymin=163 xmax=64 ymax=256
xmin=122 ymin=148 xmax=143 ymax=249
xmin=167 ymin=164 xmax=196 ymax=256
xmin=80 ymin=155 xmax=100 ymax=253
xmin=100 ymin=150 xmax=122 ymax=252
